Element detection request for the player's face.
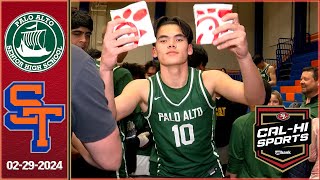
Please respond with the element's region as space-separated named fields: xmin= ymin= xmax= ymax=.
xmin=152 ymin=24 xmax=192 ymax=66
xmin=268 ymin=94 xmax=280 ymax=106
xmin=71 ymin=27 xmax=92 ymax=51
xmin=300 ymin=71 xmax=318 ymax=96
xmin=257 ymin=62 xmax=264 ymax=70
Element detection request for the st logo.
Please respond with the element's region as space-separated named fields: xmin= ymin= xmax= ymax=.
xmin=3 ymin=82 xmax=65 ymax=153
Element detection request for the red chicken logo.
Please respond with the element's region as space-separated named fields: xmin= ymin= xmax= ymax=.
xmin=195 ymin=8 xmax=232 ymax=44
xmin=113 ymin=8 xmax=148 ymax=44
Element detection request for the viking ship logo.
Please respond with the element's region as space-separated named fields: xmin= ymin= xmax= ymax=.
xmin=4 ymin=12 xmax=65 ymax=72
xmin=17 ymin=22 xmax=51 ymax=57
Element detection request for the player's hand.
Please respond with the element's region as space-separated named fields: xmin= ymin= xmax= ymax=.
xmin=212 ymin=13 xmax=249 ymax=61
xmin=137 ymin=132 xmax=150 ymax=148
xmin=100 ymin=18 xmax=139 ymax=71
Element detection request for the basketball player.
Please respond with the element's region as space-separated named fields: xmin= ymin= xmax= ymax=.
xmin=99 ymin=14 xmax=265 ymax=177
xmin=253 ymin=54 xmax=277 ymax=86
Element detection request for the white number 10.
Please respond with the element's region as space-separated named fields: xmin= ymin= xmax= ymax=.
xmin=172 ymin=124 xmax=195 ymax=147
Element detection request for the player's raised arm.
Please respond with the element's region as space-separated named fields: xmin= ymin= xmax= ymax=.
xmin=99 ymin=18 xmax=139 ymax=118
xmin=211 ymin=13 xmax=265 ymax=105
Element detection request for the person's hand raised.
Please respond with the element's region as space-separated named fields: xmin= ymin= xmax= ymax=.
xmin=212 ymin=13 xmax=249 ymax=61
xmin=100 ymin=18 xmax=139 ymax=71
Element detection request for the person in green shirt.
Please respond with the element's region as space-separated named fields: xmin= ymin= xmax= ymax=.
xmin=253 ymin=54 xmax=277 ymax=86
xmin=227 ymin=80 xmax=283 ymax=178
xmin=283 ymin=66 xmax=318 ymax=178
xmin=300 ymin=66 xmax=318 ymax=118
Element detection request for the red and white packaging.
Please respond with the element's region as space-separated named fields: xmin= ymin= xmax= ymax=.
xmin=193 ymin=4 xmax=233 ymax=44
xmin=110 ymin=1 xmax=156 ymax=46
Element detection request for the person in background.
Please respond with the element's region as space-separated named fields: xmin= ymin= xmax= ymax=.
xmin=187 ymin=43 xmax=248 ymax=174
xmin=100 ymin=26 xmax=151 ymax=176
xmin=104 ymin=51 xmax=148 ymax=177
xmin=87 ymin=48 xmax=102 ymax=60
xmin=71 ymin=9 xmax=93 ymax=51
xmin=71 ymin=9 xmax=106 ymax=178
xmin=71 ymin=44 xmax=122 ymax=172
xmin=72 ymin=31 xmax=145 ymax=178
xmin=268 ymin=90 xmax=283 ymax=106
xmin=300 ymin=66 xmax=318 ymax=118
xmin=253 ymin=54 xmax=277 ymax=86
xmin=121 ymin=62 xmax=145 ymax=79
xmin=103 ymin=34 xmax=150 ymax=177
xmin=144 ymin=60 xmax=160 ymax=78
xmin=121 ymin=61 xmax=158 ymax=177
xmin=119 ymin=61 xmax=152 ymax=176
xmin=283 ymin=66 xmax=318 ymax=178
xmin=214 ymin=69 xmax=248 ymax=174
xmin=227 ymin=80 xmax=282 ymax=178
xmin=187 ymin=44 xmax=208 ymax=71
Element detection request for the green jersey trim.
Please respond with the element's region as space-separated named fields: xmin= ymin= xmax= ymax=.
xmin=198 ymin=70 xmax=215 ymax=110
xmin=156 ymin=68 xmax=195 ymax=107
xmin=145 ymin=77 xmax=154 ymax=119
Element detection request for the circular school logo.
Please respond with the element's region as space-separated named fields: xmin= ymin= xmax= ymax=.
xmin=4 ymin=12 xmax=65 ymax=73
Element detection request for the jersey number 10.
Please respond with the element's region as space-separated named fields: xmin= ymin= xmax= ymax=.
xmin=172 ymin=124 xmax=195 ymax=147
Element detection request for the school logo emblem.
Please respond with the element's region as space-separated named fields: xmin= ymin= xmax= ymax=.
xmin=4 ymin=12 xmax=65 ymax=72
xmin=3 ymin=81 xmax=65 ymax=153
xmin=254 ymin=106 xmax=311 ymax=172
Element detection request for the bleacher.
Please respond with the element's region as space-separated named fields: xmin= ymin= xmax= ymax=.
xmin=272 ymin=39 xmax=318 ymax=107
xmin=225 ymin=33 xmax=318 ymax=108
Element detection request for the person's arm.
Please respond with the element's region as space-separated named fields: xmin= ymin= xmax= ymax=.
xmin=83 ymin=128 xmax=121 ymax=170
xmin=71 ymin=141 xmax=80 ymax=159
xmin=72 ymin=133 xmax=102 ymax=169
xmin=72 ymin=82 xmax=122 ymax=170
xmin=72 ymin=45 xmax=122 ymax=170
xmin=210 ymin=13 xmax=265 ymax=105
xmin=267 ymin=65 xmax=277 ymax=86
xmin=100 ymin=18 xmax=139 ymax=119
xmin=72 ymin=130 xmax=122 ymax=170
xmin=115 ymin=79 xmax=149 ymax=121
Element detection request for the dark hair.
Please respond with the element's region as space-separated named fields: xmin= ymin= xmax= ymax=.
xmin=302 ymin=66 xmax=318 ymax=81
xmin=121 ymin=63 xmax=145 ymax=79
xmin=188 ymin=44 xmax=208 ymax=68
xmin=253 ymin=54 xmax=264 ymax=65
xmin=153 ymin=16 xmax=193 ymax=45
xmin=263 ymin=80 xmax=272 ymax=105
xmin=145 ymin=60 xmax=160 ymax=72
xmin=71 ymin=9 xmax=93 ymax=32
xmin=87 ymin=49 xmax=101 ymax=59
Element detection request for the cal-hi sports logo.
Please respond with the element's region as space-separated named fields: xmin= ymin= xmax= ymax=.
xmin=3 ymin=82 xmax=65 ymax=153
xmin=254 ymin=106 xmax=311 ymax=172
xmin=4 ymin=12 xmax=64 ymax=72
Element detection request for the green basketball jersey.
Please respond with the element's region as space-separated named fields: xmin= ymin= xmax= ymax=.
xmin=259 ymin=64 xmax=271 ymax=82
xmin=144 ymin=67 xmax=222 ymax=177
